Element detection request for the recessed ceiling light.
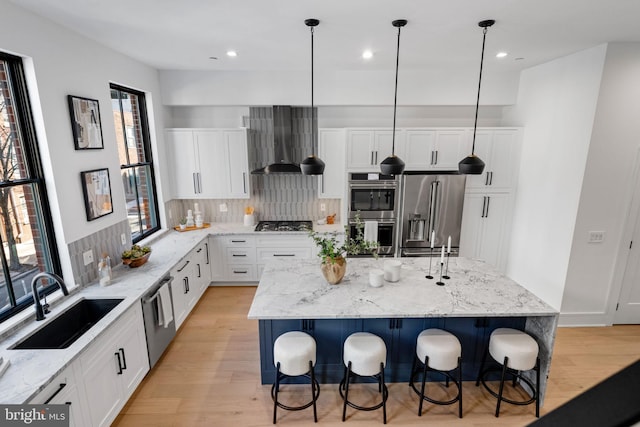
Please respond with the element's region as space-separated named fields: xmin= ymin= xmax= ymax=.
xmin=496 ymin=52 xmax=508 ymax=58
xmin=362 ymin=50 xmax=373 ymax=59
xmin=227 ymin=50 xmax=238 ymax=57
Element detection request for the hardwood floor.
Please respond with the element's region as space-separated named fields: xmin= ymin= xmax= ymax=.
xmin=113 ymin=286 xmax=640 ymax=427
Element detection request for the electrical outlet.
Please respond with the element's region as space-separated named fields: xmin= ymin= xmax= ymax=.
xmin=121 ymin=233 xmax=127 ymax=245
xmin=168 ymin=209 xmax=173 ymax=220
xmin=219 ymin=203 xmax=228 ymax=212
xmin=588 ymin=231 xmax=605 ymax=243
xmin=83 ymin=249 xmax=94 ymax=266
xmin=320 ymin=203 xmax=326 ymax=212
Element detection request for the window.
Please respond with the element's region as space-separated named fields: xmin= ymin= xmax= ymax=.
xmin=110 ymin=85 xmax=159 ymax=242
xmin=0 ymin=52 xmax=62 ymax=323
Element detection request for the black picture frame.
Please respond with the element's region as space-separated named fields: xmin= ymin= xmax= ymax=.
xmin=68 ymin=95 xmax=104 ymax=149
xmin=81 ymin=168 xmax=113 ymax=221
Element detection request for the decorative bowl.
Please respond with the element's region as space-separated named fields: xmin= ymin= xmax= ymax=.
xmin=122 ymin=252 xmax=151 ymax=268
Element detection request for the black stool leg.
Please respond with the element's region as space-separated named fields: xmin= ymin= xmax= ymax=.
xmin=409 ymin=354 xmax=418 ymax=390
xmin=418 ymin=355 xmax=429 ymax=416
xmin=342 ymin=361 xmax=352 ymax=422
xmin=273 ymin=362 xmax=281 ymax=424
xmin=495 ymin=356 xmax=509 ymax=417
xmin=309 ymin=361 xmax=318 ymax=423
xmin=535 ymin=357 xmax=540 ymax=418
xmin=380 ymin=362 xmax=387 ymax=425
xmin=476 ymin=346 xmax=488 ymax=386
xmin=458 ymin=356 xmax=463 ymax=418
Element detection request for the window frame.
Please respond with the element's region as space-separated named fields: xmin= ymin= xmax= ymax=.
xmin=110 ymin=83 xmax=160 ymax=243
xmin=0 ymin=51 xmax=62 ymax=323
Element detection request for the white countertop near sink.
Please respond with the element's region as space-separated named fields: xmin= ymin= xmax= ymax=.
xmin=0 ymin=222 xmax=340 ymax=403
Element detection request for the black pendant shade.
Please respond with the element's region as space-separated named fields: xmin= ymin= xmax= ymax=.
xmin=459 ymin=19 xmax=495 ymax=175
xmin=380 ymin=19 xmax=407 ymax=176
xmin=301 ymin=18 xmax=325 ymax=175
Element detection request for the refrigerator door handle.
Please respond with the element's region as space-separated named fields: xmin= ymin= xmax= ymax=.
xmin=428 ymin=180 xmax=440 ymax=238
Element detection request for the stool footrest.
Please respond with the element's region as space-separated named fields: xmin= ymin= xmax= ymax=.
xmin=271 ymin=373 xmax=320 ymax=412
xmin=339 ymin=377 xmax=389 ymax=412
xmin=478 ymin=367 xmax=536 ymax=406
xmin=409 ymin=371 xmax=461 ymax=406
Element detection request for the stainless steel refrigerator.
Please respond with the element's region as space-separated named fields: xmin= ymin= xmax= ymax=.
xmin=398 ymin=172 xmax=466 ymax=256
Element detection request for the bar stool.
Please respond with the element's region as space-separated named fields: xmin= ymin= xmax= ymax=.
xmin=339 ymin=332 xmax=389 ymax=424
xmin=476 ymin=328 xmax=540 ymax=418
xmin=272 ymin=331 xmax=320 ymax=424
xmin=409 ymin=329 xmax=463 ymax=417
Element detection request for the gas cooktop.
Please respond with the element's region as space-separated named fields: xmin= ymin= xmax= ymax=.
xmin=254 ymin=221 xmax=313 ymax=232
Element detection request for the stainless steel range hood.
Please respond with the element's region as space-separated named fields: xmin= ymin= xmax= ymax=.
xmin=251 ymin=106 xmax=301 ymax=175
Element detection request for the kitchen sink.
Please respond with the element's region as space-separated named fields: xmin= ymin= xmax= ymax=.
xmin=11 ymin=298 xmax=124 ymax=350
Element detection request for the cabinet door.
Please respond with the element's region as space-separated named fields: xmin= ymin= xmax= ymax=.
xmin=374 ymin=130 xmax=401 ymax=166
xmin=170 ymin=259 xmax=192 ymax=330
xmin=464 ymin=131 xmax=493 ymax=188
xmin=225 ymin=129 xmax=250 ymax=198
xmin=208 ymin=236 xmax=226 ymax=282
xmin=432 ymin=129 xmax=470 ymax=170
xmin=30 ymin=365 xmax=88 ymax=427
xmin=486 ymin=130 xmax=518 ymax=190
xmin=346 ymin=130 xmax=375 ymax=169
xmin=459 ymin=193 xmax=486 ymax=260
xmin=166 ymin=130 xmax=198 ymax=198
xmin=318 ymin=129 xmax=346 ymax=198
xmin=404 ymin=130 xmax=435 ymax=170
xmin=480 ymin=193 xmax=511 ymax=270
xmin=118 ymin=305 xmax=150 ymax=396
xmin=193 ymin=242 xmax=211 ymax=297
xmin=194 ymin=130 xmax=228 ymax=198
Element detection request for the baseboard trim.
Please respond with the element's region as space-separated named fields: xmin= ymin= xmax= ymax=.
xmin=209 ymin=282 xmax=258 ymax=287
xmin=559 ymin=311 xmax=610 ymax=327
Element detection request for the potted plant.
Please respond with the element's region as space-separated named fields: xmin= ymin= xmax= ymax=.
xmin=309 ymin=214 xmax=378 ymax=284
xmin=179 ymin=217 xmax=187 ymax=230
xmin=121 ymin=244 xmax=152 ymax=268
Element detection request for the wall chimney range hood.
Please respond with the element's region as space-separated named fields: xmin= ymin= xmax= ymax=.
xmin=251 ymin=106 xmax=302 ymax=175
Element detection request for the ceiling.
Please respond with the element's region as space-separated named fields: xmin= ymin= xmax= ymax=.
xmin=13 ymin=0 xmax=640 ymax=75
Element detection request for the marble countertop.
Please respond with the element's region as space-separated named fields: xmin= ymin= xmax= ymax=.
xmin=248 ymin=257 xmax=559 ymax=320
xmin=0 ymin=222 xmax=341 ymax=404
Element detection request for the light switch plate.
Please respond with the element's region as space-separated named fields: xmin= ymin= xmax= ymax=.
xmin=219 ymin=203 xmax=228 ymax=212
xmin=83 ymin=249 xmax=94 ymax=266
xmin=320 ymin=203 xmax=326 ymax=212
xmin=121 ymin=233 xmax=127 ymax=245
xmin=588 ymin=231 xmax=605 ymax=243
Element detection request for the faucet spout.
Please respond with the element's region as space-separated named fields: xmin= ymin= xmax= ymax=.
xmin=31 ymin=272 xmax=69 ymax=321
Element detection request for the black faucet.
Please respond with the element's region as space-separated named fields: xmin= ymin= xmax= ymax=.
xmin=31 ymin=272 xmax=69 ymax=321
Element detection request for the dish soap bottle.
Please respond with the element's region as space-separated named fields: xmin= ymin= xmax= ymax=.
xmin=98 ymin=252 xmax=112 ymax=286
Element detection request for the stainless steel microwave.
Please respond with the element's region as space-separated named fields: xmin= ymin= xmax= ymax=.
xmin=348 ymin=173 xmax=399 ymax=221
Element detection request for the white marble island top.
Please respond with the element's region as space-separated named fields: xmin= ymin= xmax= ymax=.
xmin=248 ymin=257 xmax=558 ymax=319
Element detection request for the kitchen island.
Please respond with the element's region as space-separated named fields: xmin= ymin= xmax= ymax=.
xmin=248 ymin=257 xmax=559 ymax=403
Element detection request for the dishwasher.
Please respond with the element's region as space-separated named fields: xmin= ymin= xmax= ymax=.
xmin=141 ymin=275 xmax=176 ymax=368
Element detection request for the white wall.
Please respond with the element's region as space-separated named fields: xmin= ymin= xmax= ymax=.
xmin=159 ymin=68 xmax=520 ymax=106
xmin=1 ymin=1 xmax=167 ymax=279
xmin=561 ymin=43 xmax=640 ymax=325
xmin=503 ymin=44 xmax=607 ymax=310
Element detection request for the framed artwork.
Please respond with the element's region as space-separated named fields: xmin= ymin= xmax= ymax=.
xmin=81 ymin=168 xmax=113 ymax=221
xmin=68 ymin=95 xmax=104 ymax=149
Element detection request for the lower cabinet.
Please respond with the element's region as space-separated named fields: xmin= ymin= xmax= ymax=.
xmin=171 ymin=239 xmax=212 ymax=329
xmin=79 ymin=304 xmax=149 ymax=427
xmin=30 ymin=363 xmax=89 ymax=427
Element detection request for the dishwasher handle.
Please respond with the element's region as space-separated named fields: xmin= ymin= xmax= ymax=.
xmin=143 ymin=276 xmax=173 ymax=303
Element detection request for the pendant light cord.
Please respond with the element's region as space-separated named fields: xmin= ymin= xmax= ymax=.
xmin=392 ymin=25 xmax=401 ymax=156
xmin=471 ymin=26 xmax=489 ymax=156
xmin=310 ymin=25 xmax=316 ymax=157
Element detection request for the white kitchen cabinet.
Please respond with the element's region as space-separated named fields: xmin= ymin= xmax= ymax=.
xmin=318 ymin=129 xmax=346 ymax=198
xmin=165 ymin=128 xmax=249 ymax=199
xmin=404 ymin=129 xmax=470 ymax=171
xmin=170 ymin=256 xmax=199 ymax=329
xmin=465 ymin=128 xmax=521 ymax=191
xmin=346 ymin=129 xmax=403 ymax=171
xmin=208 ymin=236 xmax=226 ymax=282
xmin=459 ymin=192 xmax=512 ymax=271
xmin=30 ymin=363 xmax=88 ymax=427
xmin=255 ymin=235 xmax=313 ymax=278
xmin=79 ymin=304 xmax=149 ymax=427
xmin=193 ymin=240 xmax=212 ymax=298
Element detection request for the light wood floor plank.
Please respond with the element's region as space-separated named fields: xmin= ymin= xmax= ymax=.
xmin=113 ymin=286 xmax=640 ymax=427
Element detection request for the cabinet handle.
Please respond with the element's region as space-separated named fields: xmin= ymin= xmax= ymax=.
xmin=177 ymin=260 xmax=190 ymax=272
xmin=489 ymin=171 xmax=493 ymax=185
xmin=243 ymin=172 xmax=247 ymax=194
xmin=371 ymin=151 xmax=374 ymax=165
xmin=193 ymin=173 xmax=198 ymax=194
xmin=481 ymin=196 xmax=487 ymax=218
xmin=302 ymin=319 xmax=315 ymax=331
xmin=197 ymin=248 xmax=202 ymax=253
xmin=183 ymin=277 xmax=188 ymax=294
xmin=434 ymin=150 xmax=438 ymax=165
xmin=485 ymin=172 xmax=490 ymax=185
xmin=197 ymin=264 xmax=201 ymax=278
xmin=115 ymin=352 xmax=123 ymax=375
xmin=321 ymin=174 xmax=324 ymax=193
xmin=44 ymin=383 xmax=67 ymax=404
xmin=205 ymin=243 xmax=210 ymax=265
xmin=232 ymin=254 xmax=247 ymax=257
xmin=186 ymin=277 xmax=190 ymax=293
xmin=375 ymin=151 xmax=378 ymax=164
xmin=485 ymin=196 xmax=491 ymax=218
xmin=231 ymin=239 xmax=246 ymax=243
xmin=233 ymin=270 xmax=248 ymax=274
xmin=273 ymin=254 xmax=295 ymax=257
xmin=119 ymin=348 xmax=127 ymax=370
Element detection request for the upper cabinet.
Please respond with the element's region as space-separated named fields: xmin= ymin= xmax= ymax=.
xmin=465 ymin=129 xmax=521 ymax=192
xmin=318 ymin=129 xmax=346 ymax=198
xmin=346 ymin=129 xmax=403 ymax=171
xmin=404 ymin=129 xmax=470 ymax=171
xmin=165 ymin=128 xmax=250 ymax=199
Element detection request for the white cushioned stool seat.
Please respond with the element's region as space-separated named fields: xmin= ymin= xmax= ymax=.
xmin=416 ymin=329 xmax=461 ymax=372
xmin=489 ymin=328 xmax=539 ymax=371
xmin=274 ymin=331 xmax=316 ymax=377
xmin=343 ymin=332 xmax=386 ymax=376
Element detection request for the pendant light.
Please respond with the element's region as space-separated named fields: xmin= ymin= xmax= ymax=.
xmin=459 ymin=19 xmax=495 ymax=175
xmin=380 ymin=19 xmax=407 ymax=176
xmin=300 ymin=18 xmax=325 ymax=175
